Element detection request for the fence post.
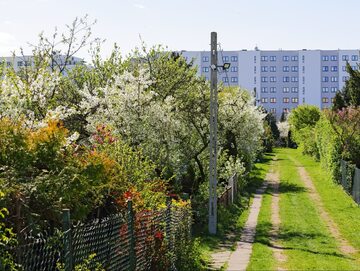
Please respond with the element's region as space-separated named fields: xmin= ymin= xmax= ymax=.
xmin=341 ymin=160 xmax=347 ymax=189
xmin=165 ymin=197 xmax=174 ymax=269
xmin=62 ymin=209 xmax=72 ymax=271
xmin=353 ymin=167 xmax=360 ymax=204
xmin=127 ymin=200 xmax=136 ymax=271
xmin=229 ymin=175 xmax=234 ymax=204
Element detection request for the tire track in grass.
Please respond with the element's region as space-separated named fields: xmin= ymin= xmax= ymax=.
xmin=268 ymin=170 xmax=287 ymax=270
xmin=277 ymin=149 xmax=357 ymax=270
xmin=296 ymin=164 xmax=359 ymax=259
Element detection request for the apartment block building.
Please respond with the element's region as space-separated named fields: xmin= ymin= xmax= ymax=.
xmin=181 ymin=49 xmax=359 ymax=119
xmin=0 ymin=54 xmax=83 ymax=75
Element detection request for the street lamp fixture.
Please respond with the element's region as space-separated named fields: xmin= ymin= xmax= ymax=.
xmin=210 ymin=63 xmax=231 ymax=71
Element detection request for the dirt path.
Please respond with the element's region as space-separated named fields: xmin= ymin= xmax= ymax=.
xmin=226 ymin=179 xmax=269 ymax=270
xmin=268 ymin=170 xmax=287 ymax=270
xmin=295 ymin=163 xmax=358 ymax=256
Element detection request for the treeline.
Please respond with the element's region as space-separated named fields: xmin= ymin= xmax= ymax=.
xmin=288 ymin=63 xmax=360 ymax=182
xmin=0 ymin=17 xmax=268 ymax=269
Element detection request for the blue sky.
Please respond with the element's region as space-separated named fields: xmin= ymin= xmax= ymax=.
xmin=1 ymin=0 xmax=359 ymax=61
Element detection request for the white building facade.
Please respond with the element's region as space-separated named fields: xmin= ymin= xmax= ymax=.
xmin=0 ymin=54 xmax=83 ymax=75
xmin=181 ymin=49 xmax=359 ymax=118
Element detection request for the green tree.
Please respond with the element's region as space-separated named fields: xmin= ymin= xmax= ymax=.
xmin=333 ymin=63 xmax=360 ymax=110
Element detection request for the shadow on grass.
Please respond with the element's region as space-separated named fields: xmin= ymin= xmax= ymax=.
xmin=278 ymin=181 xmax=307 ymax=194
xmin=254 ymin=221 xmax=354 ymax=260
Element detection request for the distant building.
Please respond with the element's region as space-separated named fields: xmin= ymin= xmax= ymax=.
xmin=180 ymin=49 xmax=359 ymax=119
xmin=0 ymin=54 xmax=84 ymax=75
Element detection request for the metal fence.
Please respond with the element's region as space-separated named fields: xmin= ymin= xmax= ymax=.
xmin=340 ymin=159 xmax=360 ymax=204
xmin=14 ymin=199 xmax=192 ymax=271
xmin=218 ymin=173 xmax=238 ymax=207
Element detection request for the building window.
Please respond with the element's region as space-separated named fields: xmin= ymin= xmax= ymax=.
xmin=322 ymin=55 xmax=329 ymax=61
xmin=254 ymin=77 xmax=256 ymax=84
xmin=351 ymin=55 xmax=358 ymax=61
xmin=302 ymin=76 xmax=305 ymax=84
xmin=331 ymin=76 xmax=338 ymax=82
xmin=331 ymin=87 xmax=337 ymax=93
xmin=342 ymin=76 xmax=349 ymax=82
xmin=283 ymin=97 xmax=290 ymax=103
xmin=270 ymin=98 xmax=277 ymax=103
xmin=291 ymin=77 xmax=298 ymax=82
xmin=270 ymin=87 xmax=277 ymax=93
xmin=261 ymin=98 xmax=268 ymax=103
xmin=342 ymin=55 xmax=349 ymax=61
xmin=342 ymin=66 xmax=347 ymax=71
xmin=302 ymin=66 xmax=305 ymax=73
xmin=261 ymin=66 xmax=268 ymax=72
xmin=270 ymin=108 xmax=276 ymax=113
xmin=261 ymin=76 xmax=268 ymax=82
xmin=283 ymin=76 xmax=290 ymax=82
xmin=270 ymin=66 xmax=276 ymax=72
xmin=231 ymin=77 xmax=238 ymax=82
xmin=254 ymin=66 xmax=257 ymax=73
xmin=330 ymin=55 xmax=337 ymax=61
xmin=331 ymin=98 xmax=335 ymax=103
xmin=17 ymin=61 xmax=23 ymax=67
xmin=270 ymin=76 xmax=276 ymax=82
xmin=261 ymin=87 xmax=268 ymax=93
xmin=202 ymin=67 xmax=209 ymax=72
xmin=283 ymin=56 xmax=289 ymax=61
xmin=291 ymin=56 xmax=298 ymax=61
xmin=223 ymin=77 xmax=228 ymax=82
xmin=322 ymin=76 xmax=329 ymax=82
xmin=283 ymin=108 xmax=289 ymax=113
xmin=6 ymin=61 xmax=11 ymax=67
xmin=230 ymin=66 xmax=238 ymax=72
xmin=254 ymin=56 xmax=256 ymax=63
xmin=322 ymin=87 xmax=329 ymax=93
xmin=291 ymin=66 xmax=298 ymax=72
xmin=202 ymin=56 xmax=209 ymax=62
xmin=222 ymin=56 xmax=229 ymax=62
xmin=292 ymin=97 xmax=298 ymax=103
xmin=231 ymin=56 xmax=238 ymax=62
xmin=291 ymin=87 xmax=298 ymax=93
xmin=352 ymin=65 xmax=357 ymax=70
xmin=302 ymin=55 xmax=305 ymax=62
xmin=331 ymin=66 xmax=338 ymax=72
xmin=283 ymin=87 xmax=290 ymax=93
xmin=322 ymin=97 xmax=329 ymax=103
xmin=322 ymin=66 xmax=329 ymax=72
xmin=261 ymin=56 xmax=268 ymax=62
xmin=283 ymin=66 xmax=290 ymax=72
xmin=270 ymin=56 xmax=277 ymax=61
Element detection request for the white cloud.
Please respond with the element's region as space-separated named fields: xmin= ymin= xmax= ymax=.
xmin=133 ymin=3 xmax=145 ymax=9
xmin=0 ymin=32 xmax=18 ymax=56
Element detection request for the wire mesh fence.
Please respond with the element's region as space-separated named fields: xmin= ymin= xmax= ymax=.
xmin=13 ymin=199 xmax=192 ymax=271
xmin=340 ymin=159 xmax=360 ymax=205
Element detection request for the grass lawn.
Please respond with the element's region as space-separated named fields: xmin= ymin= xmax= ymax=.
xmin=276 ymin=148 xmax=359 ymax=270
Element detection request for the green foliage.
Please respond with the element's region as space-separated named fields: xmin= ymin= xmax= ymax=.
xmin=0 ymin=119 xmax=166 ymax=232
xmin=0 ymin=192 xmax=17 ymax=271
xmin=333 ymin=63 xmax=360 ymax=110
xmin=288 ymin=105 xmax=321 ymax=156
xmin=57 ymin=253 xmax=105 ymax=271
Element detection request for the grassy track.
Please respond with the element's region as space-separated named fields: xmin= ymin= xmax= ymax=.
xmin=247 ymin=189 xmax=276 ymax=270
xmin=288 ymin=148 xmax=360 ymax=256
xmin=249 ymin=148 xmax=359 ymax=270
xmin=276 ymin=148 xmax=357 ymax=270
xmin=197 ymin=153 xmax=273 ymax=268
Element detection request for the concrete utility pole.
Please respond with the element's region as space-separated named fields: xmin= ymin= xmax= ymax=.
xmin=209 ymin=32 xmax=218 ymax=235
